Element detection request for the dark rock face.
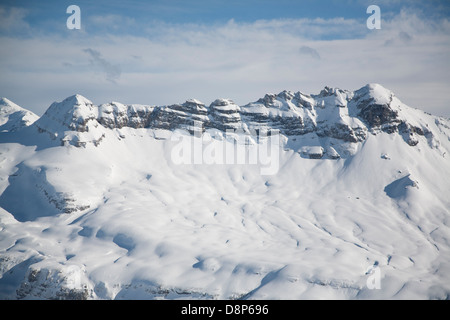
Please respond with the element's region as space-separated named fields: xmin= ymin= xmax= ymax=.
xmin=316 ymin=86 xmax=341 ymax=98
xmin=16 ymin=267 xmax=91 ymax=300
xmin=359 ymin=103 xmax=399 ymax=127
xmin=239 ymin=91 xmax=317 ymax=136
xmin=317 ymin=122 xmax=366 ymax=143
xmin=209 ymin=99 xmax=242 ymax=131
xmin=150 ymin=100 xmax=209 ymax=133
xmin=397 ymin=122 xmax=431 ymax=146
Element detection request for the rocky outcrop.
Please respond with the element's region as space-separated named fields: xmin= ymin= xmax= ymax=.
xmin=16 ymin=263 xmax=93 ymax=300
xmin=151 ymin=99 xmax=210 ymax=133
xmin=209 ymin=98 xmax=242 ymax=131
xmin=19 ymin=84 xmax=440 ymax=151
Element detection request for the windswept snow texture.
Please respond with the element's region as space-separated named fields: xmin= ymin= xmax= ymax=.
xmin=1 ymin=84 xmax=450 ymax=300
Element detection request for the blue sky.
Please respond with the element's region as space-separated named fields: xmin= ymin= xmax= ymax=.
xmin=1 ymin=0 xmax=450 ymax=116
xmin=3 ymin=0 xmax=449 ymax=37
xmin=2 ymin=0 xmax=449 ymax=22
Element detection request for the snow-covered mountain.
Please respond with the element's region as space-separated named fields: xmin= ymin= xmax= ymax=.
xmin=0 ymin=84 xmax=449 ymax=299
xmin=0 ymin=98 xmax=39 ymax=133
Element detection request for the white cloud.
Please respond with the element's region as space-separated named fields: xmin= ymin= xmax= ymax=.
xmin=0 ymin=12 xmax=449 ymax=117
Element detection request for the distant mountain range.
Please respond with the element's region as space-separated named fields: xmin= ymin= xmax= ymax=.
xmin=0 ymin=84 xmax=449 ymax=300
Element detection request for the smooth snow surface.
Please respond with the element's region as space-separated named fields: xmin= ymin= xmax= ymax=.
xmin=1 ymin=84 xmax=450 ymax=300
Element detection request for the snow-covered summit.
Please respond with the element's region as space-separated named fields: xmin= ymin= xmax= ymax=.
xmin=354 ymin=83 xmax=394 ymax=105
xmin=0 ymin=97 xmax=39 ymax=132
xmin=32 ymin=94 xmax=104 ymax=147
xmin=35 ymin=94 xmax=97 ymax=132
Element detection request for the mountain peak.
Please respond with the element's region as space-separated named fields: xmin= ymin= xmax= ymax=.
xmin=0 ymin=97 xmax=39 ymax=132
xmin=365 ymin=83 xmax=389 ymax=91
xmin=49 ymin=94 xmax=95 ymax=114
xmin=0 ymin=97 xmax=27 ymax=112
xmin=314 ymin=86 xmax=348 ymax=98
xmin=63 ymin=94 xmax=94 ymax=106
xmin=211 ymin=98 xmax=236 ymax=106
xmin=185 ymin=98 xmax=204 ymax=106
xmin=354 ymin=83 xmax=394 ymax=105
xmin=34 ymin=94 xmax=99 ymax=140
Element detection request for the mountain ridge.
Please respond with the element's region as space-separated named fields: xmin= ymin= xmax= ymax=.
xmin=2 ymin=83 xmax=448 ymax=158
xmin=1 ymin=84 xmax=450 ymax=300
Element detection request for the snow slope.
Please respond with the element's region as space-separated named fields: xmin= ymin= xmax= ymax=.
xmin=0 ymin=84 xmax=450 ymax=300
xmin=0 ymin=98 xmax=38 ymax=133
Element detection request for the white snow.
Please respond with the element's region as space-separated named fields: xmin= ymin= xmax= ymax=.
xmin=0 ymin=87 xmax=450 ymax=300
xmin=0 ymin=98 xmax=39 ymax=132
